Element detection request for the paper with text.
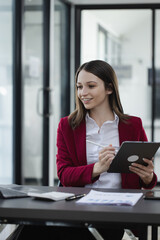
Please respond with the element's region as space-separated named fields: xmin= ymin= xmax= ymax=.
xmin=77 ymin=190 xmax=143 ymax=206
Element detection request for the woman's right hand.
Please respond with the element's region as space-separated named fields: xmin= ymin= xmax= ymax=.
xmin=92 ymin=145 xmax=116 ymax=178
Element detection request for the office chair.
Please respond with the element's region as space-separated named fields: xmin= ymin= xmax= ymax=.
xmin=6 ymin=225 xmax=24 ymax=240
xmin=57 ymin=180 xmax=63 ymax=187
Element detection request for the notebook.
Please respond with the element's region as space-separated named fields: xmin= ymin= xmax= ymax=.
xmin=0 ymin=186 xmax=28 ymax=199
xmin=28 ymin=191 xmax=75 ymax=201
xmin=108 ymin=141 xmax=160 ymax=173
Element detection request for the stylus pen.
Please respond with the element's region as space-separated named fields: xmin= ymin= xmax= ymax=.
xmin=65 ymin=193 xmax=86 ymax=201
xmin=86 ymin=140 xmax=119 ymax=151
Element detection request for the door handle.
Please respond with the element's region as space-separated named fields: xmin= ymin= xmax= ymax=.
xmin=37 ymin=87 xmax=53 ymax=117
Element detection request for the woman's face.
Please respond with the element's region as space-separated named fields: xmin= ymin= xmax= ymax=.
xmin=77 ymin=70 xmax=112 ymax=111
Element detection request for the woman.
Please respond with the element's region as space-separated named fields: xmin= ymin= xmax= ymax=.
xmin=56 ymin=60 xmax=157 ymax=239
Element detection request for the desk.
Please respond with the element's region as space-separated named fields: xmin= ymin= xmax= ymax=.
xmin=0 ymin=186 xmax=159 ymax=240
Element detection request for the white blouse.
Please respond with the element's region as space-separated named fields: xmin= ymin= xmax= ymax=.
xmin=85 ymin=112 xmax=121 ymax=189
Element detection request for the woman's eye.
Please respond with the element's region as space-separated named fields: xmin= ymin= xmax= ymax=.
xmin=77 ymin=86 xmax=82 ymax=89
xmin=89 ymin=85 xmax=95 ymax=88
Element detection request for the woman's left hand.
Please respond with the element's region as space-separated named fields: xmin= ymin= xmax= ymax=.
xmin=129 ymin=158 xmax=154 ymax=185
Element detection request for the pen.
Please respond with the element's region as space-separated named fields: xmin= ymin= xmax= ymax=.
xmin=86 ymin=140 xmax=119 ymax=150
xmin=65 ymin=193 xmax=86 ymax=201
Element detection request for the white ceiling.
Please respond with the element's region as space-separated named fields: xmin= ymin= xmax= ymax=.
xmin=66 ymin=0 xmax=158 ymax=37
xmin=65 ymin=0 xmax=160 ymax=5
xmin=86 ymin=9 xmax=151 ymax=36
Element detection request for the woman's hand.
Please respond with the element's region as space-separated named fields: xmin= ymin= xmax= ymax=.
xmin=129 ymin=158 xmax=154 ymax=185
xmin=92 ymin=145 xmax=115 ymax=178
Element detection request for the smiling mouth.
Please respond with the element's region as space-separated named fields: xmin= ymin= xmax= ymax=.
xmin=81 ymin=98 xmax=92 ymax=103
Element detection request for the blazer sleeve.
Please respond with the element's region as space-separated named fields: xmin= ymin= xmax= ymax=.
xmin=121 ymin=117 xmax=157 ymax=190
xmin=135 ymin=117 xmax=157 ymax=189
xmin=56 ymin=118 xmax=97 ymax=187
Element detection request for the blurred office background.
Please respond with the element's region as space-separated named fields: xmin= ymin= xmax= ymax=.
xmin=0 ymin=0 xmax=160 ymax=187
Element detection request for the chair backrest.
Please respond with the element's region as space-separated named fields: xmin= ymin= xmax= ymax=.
xmin=57 ymin=180 xmax=63 ymax=187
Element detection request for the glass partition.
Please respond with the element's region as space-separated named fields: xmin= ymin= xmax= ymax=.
xmin=22 ymin=0 xmax=70 ymax=185
xmin=0 ymin=1 xmax=13 ymax=183
xmin=22 ymin=0 xmax=43 ymax=184
xmin=52 ymin=0 xmax=70 ymax=183
xmin=154 ymin=10 xmax=160 ymax=181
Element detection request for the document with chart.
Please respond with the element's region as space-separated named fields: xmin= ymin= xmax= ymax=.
xmin=77 ymin=190 xmax=143 ymax=206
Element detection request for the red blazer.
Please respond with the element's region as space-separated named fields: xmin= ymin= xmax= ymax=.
xmin=56 ymin=116 xmax=157 ymax=189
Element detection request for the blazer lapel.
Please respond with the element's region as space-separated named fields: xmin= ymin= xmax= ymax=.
xmin=73 ymin=119 xmax=87 ymax=165
xmin=118 ymin=119 xmax=134 ymax=145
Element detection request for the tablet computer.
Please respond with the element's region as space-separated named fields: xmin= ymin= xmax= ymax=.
xmin=108 ymin=141 xmax=160 ymax=173
xmin=144 ymin=190 xmax=160 ymax=200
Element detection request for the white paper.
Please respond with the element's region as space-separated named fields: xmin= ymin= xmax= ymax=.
xmin=28 ymin=191 xmax=74 ymax=201
xmin=77 ymin=190 xmax=143 ymax=206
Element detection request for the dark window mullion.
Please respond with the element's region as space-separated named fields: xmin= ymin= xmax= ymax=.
xmin=151 ymin=9 xmax=156 ymax=141
xmin=75 ymin=7 xmax=81 ymax=72
xmin=42 ymin=0 xmax=50 ymax=186
xmin=12 ymin=0 xmax=24 ymax=184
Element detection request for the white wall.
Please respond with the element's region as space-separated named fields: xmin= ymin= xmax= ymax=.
xmin=81 ymin=10 xmax=153 ymax=134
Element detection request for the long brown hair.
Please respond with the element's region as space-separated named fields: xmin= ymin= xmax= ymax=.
xmin=68 ymin=60 xmax=129 ymax=129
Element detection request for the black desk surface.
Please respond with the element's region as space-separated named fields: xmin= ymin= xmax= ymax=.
xmin=0 ymin=186 xmax=160 ymax=227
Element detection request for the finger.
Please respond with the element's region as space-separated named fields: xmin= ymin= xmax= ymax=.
xmin=130 ymin=163 xmax=147 ymax=171
xmin=99 ymin=151 xmax=115 ymax=160
xmin=100 ymin=146 xmax=116 ymax=153
xmin=143 ymin=157 xmax=154 ymax=161
xmin=129 ymin=165 xmax=154 ymax=185
xmin=129 ymin=165 xmax=153 ymax=176
xmin=131 ymin=160 xmax=154 ymax=170
xmin=100 ymin=154 xmax=114 ymax=163
xmin=130 ymin=168 xmax=154 ymax=185
xmin=142 ymin=158 xmax=154 ymax=165
xmin=104 ymin=158 xmax=113 ymax=171
xmin=130 ymin=163 xmax=153 ymax=173
xmin=129 ymin=166 xmax=146 ymax=178
xmin=98 ymin=156 xmax=113 ymax=172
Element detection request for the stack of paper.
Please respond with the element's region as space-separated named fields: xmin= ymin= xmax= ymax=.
xmin=77 ymin=190 xmax=143 ymax=206
xmin=28 ymin=191 xmax=74 ymax=201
